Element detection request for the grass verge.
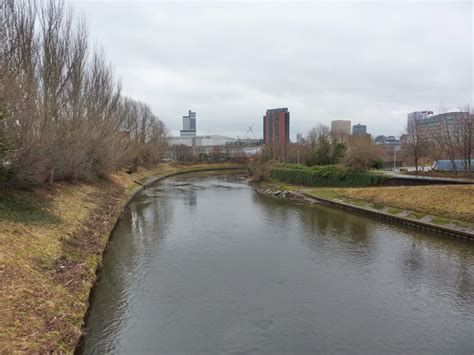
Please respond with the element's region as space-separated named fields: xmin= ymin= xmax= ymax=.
xmin=259 ymin=180 xmax=474 ymax=229
xmin=330 ymin=185 xmax=474 ymax=223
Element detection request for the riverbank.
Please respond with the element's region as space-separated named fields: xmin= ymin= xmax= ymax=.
xmin=257 ymin=180 xmax=474 ymax=240
xmin=0 ymin=163 xmax=245 ymax=353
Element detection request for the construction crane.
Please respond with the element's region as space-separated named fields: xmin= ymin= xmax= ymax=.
xmin=243 ymin=126 xmax=256 ymax=140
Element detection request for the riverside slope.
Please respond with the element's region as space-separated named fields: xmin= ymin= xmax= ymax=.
xmin=0 ymin=163 xmax=245 ymax=353
xmin=256 ymin=181 xmax=474 ymax=241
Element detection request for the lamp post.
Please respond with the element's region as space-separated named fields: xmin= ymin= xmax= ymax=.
xmin=393 ymin=144 xmax=401 ymax=171
xmin=393 ymin=146 xmax=397 ymax=171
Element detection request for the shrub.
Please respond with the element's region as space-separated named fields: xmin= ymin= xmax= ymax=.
xmin=249 ymin=160 xmax=279 ymax=182
xmin=271 ymin=165 xmax=386 ymax=187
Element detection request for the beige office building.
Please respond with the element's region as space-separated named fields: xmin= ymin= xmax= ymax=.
xmin=331 ymin=120 xmax=351 ymax=143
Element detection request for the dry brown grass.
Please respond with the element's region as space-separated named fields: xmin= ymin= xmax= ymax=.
xmin=0 ymin=182 xmax=112 ymax=352
xmin=329 ymin=185 xmax=474 ymax=222
xmin=0 ymin=162 xmax=242 ymax=352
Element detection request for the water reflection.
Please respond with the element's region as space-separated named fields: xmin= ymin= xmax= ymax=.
xmin=399 ymin=238 xmax=474 ymax=306
xmin=80 ymin=173 xmax=474 ymax=354
xmin=253 ymin=193 xmax=377 ymax=266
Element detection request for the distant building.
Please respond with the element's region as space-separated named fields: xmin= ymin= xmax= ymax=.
xmin=168 ymin=135 xmax=235 ymax=147
xmin=331 ymin=120 xmax=351 ymax=143
xmin=263 ymin=108 xmax=290 ymax=145
xmin=375 ymin=135 xmax=400 ymax=145
xmin=167 ymin=135 xmax=262 ymax=158
xmin=407 ymin=110 xmax=433 ymax=129
xmin=296 ymin=133 xmax=304 ymax=143
xmin=348 ymin=133 xmax=372 ymax=146
xmin=407 ymin=111 xmax=469 ymax=143
xmin=399 ymin=134 xmax=408 ymax=146
xmin=352 ymin=123 xmax=367 ymax=135
xmin=180 ymin=110 xmax=197 ymax=137
xmin=374 ymin=135 xmax=385 ymax=144
xmin=374 ymin=135 xmax=402 ymax=168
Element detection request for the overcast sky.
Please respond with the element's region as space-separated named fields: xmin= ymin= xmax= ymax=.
xmin=70 ymin=0 xmax=472 ymax=139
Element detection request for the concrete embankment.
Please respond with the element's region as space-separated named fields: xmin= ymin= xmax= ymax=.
xmin=255 ymin=186 xmax=474 ymax=242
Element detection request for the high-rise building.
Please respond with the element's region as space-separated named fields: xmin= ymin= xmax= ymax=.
xmin=331 ymin=120 xmax=351 ymax=143
xmin=407 ymin=110 xmax=433 ymax=129
xmin=263 ymin=108 xmax=290 ymax=145
xmin=352 ymin=123 xmax=367 ymax=135
xmin=180 ymin=110 xmax=197 ymax=137
xmin=296 ymin=133 xmax=304 ymax=143
xmin=407 ymin=111 xmax=469 ymax=143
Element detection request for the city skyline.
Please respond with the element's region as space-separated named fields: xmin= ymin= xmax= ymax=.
xmin=69 ymin=1 xmax=472 ymax=140
xmin=169 ymin=107 xmax=470 ymax=141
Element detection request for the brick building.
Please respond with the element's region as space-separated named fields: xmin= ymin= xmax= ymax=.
xmin=263 ymin=108 xmax=290 ymax=145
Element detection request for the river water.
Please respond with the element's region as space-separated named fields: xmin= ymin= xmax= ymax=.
xmin=79 ymin=173 xmax=474 ymax=354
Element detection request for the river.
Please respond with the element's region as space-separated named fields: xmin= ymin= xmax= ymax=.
xmin=79 ymin=172 xmax=474 ymax=354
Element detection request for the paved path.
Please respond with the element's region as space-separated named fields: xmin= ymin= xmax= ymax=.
xmin=379 ymin=171 xmax=474 ymax=184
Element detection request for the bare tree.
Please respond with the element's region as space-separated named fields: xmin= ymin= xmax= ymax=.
xmin=307 ymin=124 xmax=330 ymax=148
xmin=2 ymin=0 xmax=168 ymax=187
xmin=404 ymin=118 xmax=428 ymax=172
xmin=453 ymin=106 xmax=473 ymax=172
xmin=209 ymin=146 xmax=221 ymax=162
xmin=344 ymin=137 xmax=379 ymax=171
xmin=172 ymin=144 xmax=193 ymax=163
xmin=435 ymin=115 xmax=458 ymax=174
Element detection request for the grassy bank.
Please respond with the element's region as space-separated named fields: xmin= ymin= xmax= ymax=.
xmin=326 ymin=185 xmax=474 ymax=223
xmin=0 ymin=163 xmax=244 ymax=352
xmin=261 ymin=179 xmax=474 ymax=229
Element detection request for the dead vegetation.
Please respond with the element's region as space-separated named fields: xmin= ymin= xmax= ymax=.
xmin=1 ymin=0 xmax=168 ymax=189
xmin=320 ymin=185 xmax=474 ymax=223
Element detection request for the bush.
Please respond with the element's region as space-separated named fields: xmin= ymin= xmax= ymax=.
xmin=249 ymin=160 xmax=279 ymax=182
xmin=372 ymin=157 xmax=385 ymax=169
xmin=271 ymin=165 xmax=386 ymax=187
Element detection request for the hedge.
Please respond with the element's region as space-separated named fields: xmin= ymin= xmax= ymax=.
xmin=271 ymin=165 xmax=386 ymax=187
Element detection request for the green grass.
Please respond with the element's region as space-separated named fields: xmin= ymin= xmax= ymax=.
xmin=408 ymin=211 xmax=425 ymax=220
xmin=372 ymin=203 xmax=385 ymax=210
xmin=126 ymin=183 xmax=139 ymax=192
xmin=303 ymin=188 xmax=369 ymax=208
xmin=304 ymin=188 xmax=340 ymax=200
xmin=388 ymin=207 xmax=404 ymax=215
xmin=430 ymin=216 xmax=470 ymax=228
xmin=431 ymin=216 xmax=452 ymax=226
xmin=342 ymin=197 xmax=367 ymax=207
xmin=452 ymin=220 xmax=469 ymax=228
xmin=0 ymin=191 xmax=60 ymax=224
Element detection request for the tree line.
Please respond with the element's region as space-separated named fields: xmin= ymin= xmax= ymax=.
xmin=262 ymin=123 xmax=382 ymax=171
xmin=1 ymin=0 xmax=168 ymax=188
xmin=263 ymin=109 xmax=473 ymax=174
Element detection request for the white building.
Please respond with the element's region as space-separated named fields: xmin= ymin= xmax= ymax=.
xmin=167 ymin=135 xmax=262 ymax=157
xmin=168 ymin=135 xmax=237 ymax=147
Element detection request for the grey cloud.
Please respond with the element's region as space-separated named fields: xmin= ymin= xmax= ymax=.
xmin=70 ymin=0 xmax=472 ymax=138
